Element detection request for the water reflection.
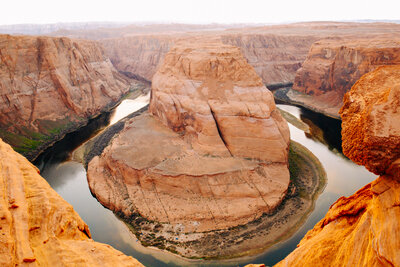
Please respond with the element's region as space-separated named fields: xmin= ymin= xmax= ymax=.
xmin=37 ymin=100 xmax=377 ymax=267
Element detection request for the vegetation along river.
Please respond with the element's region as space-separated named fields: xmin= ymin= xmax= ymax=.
xmin=34 ymin=94 xmax=376 ymax=266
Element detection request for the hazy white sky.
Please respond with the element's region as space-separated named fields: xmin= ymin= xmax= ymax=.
xmin=3 ymin=0 xmax=399 ymax=25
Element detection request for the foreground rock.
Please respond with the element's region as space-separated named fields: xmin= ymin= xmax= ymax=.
xmin=0 ymin=138 xmax=143 ymax=266
xmin=276 ymin=65 xmax=400 ymax=266
xmin=87 ymin=42 xmax=291 ymax=257
xmin=289 ymin=38 xmax=400 ymax=118
xmin=341 ymin=65 xmax=400 ymax=175
xmin=0 ymin=34 xmax=135 ymax=160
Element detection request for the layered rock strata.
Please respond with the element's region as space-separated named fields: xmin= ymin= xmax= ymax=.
xmin=97 ymin=22 xmax=400 ymax=88
xmin=87 ymin=42 xmax=290 ymax=236
xmin=0 ymin=34 xmax=133 ymax=159
xmin=0 ymin=138 xmax=143 ymax=266
xmin=290 ymin=38 xmax=400 ymax=118
xmin=276 ymin=65 xmax=400 ymax=266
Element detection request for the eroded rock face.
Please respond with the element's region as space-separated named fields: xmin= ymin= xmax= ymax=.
xmin=276 ymin=175 xmax=400 ymax=267
xmin=149 ymin=42 xmax=290 ymax=162
xmin=0 ymin=138 xmax=143 ymax=266
xmin=340 ymin=65 xmax=400 ymax=175
xmin=101 ymin=32 xmax=317 ymax=86
xmin=291 ymin=38 xmax=400 ymax=117
xmin=98 ymin=22 xmax=400 ymax=91
xmin=276 ymin=65 xmax=400 ymax=267
xmin=0 ymin=34 xmax=132 ymax=159
xmin=87 ymin=42 xmax=290 ymax=234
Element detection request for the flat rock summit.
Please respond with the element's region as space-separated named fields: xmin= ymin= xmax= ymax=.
xmin=87 ymin=42 xmax=290 ymax=235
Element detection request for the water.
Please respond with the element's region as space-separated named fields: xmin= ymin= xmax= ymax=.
xmin=36 ymin=100 xmax=377 ymax=267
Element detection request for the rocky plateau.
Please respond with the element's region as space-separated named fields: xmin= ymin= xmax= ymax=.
xmin=81 ymin=22 xmax=400 ymax=89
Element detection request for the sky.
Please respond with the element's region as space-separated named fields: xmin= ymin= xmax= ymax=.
xmin=2 ymin=0 xmax=399 ymax=25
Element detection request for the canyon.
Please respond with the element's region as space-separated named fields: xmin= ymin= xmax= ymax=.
xmin=0 ymin=34 xmax=143 ymax=160
xmin=0 ymin=137 xmax=143 ymax=266
xmin=0 ymin=20 xmax=399 ymax=266
xmin=275 ymin=65 xmax=400 ymax=266
xmin=54 ymin=22 xmax=400 ymax=90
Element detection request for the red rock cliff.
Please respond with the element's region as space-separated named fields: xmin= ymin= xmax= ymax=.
xmin=0 ymin=138 xmax=143 ymax=266
xmin=0 ymin=34 xmax=132 ymax=159
xmin=276 ymin=65 xmax=400 ymax=267
xmin=291 ymin=38 xmax=400 ymax=117
xmin=99 ymin=22 xmax=400 ymax=90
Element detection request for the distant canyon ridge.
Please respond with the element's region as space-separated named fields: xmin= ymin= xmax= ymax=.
xmin=45 ymin=21 xmax=400 ymax=118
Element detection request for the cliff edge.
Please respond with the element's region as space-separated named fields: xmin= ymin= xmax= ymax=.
xmin=0 ymin=34 xmax=133 ymax=159
xmin=0 ymin=138 xmax=143 ymax=266
xmin=276 ymin=65 xmax=400 ymax=266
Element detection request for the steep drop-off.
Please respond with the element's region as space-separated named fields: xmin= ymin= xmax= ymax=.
xmin=86 ymin=42 xmax=291 ymax=257
xmin=0 ymin=138 xmax=143 ymax=266
xmin=289 ymin=38 xmax=400 ymax=118
xmin=0 ymin=34 xmax=135 ymax=159
xmin=276 ymin=65 xmax=400 ymax=266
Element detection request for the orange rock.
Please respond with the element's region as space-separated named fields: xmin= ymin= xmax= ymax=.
xmin=0 ymin=138 xmax=143 ymax=266
xmin=292 ymin=38 xmax=400 ymax=117
xmin=0 ymin=34 xmax=132 ymax=159
xmin=275 ymin=65 xmax=400 ymax=267
xmin=149 ymin=42 xmax=290 ymax=161
xmin=87 ymin=42 xmax=290 ymax=233
xmin=98 ymin=22 xmax=400 ymax=89
xmin=276 ymin=175 xmax=400 ymax=267
xmin=340 ymin=65 xmax=400 ymax=175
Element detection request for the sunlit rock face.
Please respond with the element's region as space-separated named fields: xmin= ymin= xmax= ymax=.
xmin=0 ymin=138 xmax=143 ymax=266
xmin=275 ymin=65 xmax=400 ymax=267
xmin=149 ymin=42 xmax=290 ymax=162
xmin=291 ymin=38 xmax=400 ymax=117
xmin=0 ymin=34 xmax=131 ymax=159
xmin=87 ymin=42 xmax=290 ymax=233
xmin=340 ymin=65 xmax=400 ymax=176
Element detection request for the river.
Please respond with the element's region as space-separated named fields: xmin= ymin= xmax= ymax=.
xmin=35 ymin=96 xmax=376 ymax=266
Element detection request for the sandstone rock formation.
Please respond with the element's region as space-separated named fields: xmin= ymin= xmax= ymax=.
xmin=149 ymin=42 xmax=290 ymax=162
xmin=291 ymin=38 xmax=400 ymax=118
xmin=87 ymin=42 xmax=290 ymax=235
xmin=102 ymin=35 xmax=174 ymax=82
xmin=0 ymin=34 xmax=133 ymax=159
xmin=275 ymin=65 xmax=400 ymax=267
xmin=341 ymin=65 xmax=400 ymax=175
xmin=0 ymin=138 xmax=143 ymax=266
xmin=98 ymin=22 xmax=400 ymax=88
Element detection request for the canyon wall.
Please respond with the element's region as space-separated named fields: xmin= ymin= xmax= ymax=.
xmin=0 ymin=34 xmax=134 ymax=159
xmin=101 ymin=32 xmax=318 ymax=85
xmin=0 ymin=137 xmax=143 ymax=266
xmin=276 ymin=65 xmax=400 ymax=266
xmin=101 ymin=35 xmax=175 ymax=82
xmin=98 ymin=22 xmax=400 ymax=90
xmin=290 ymin=37 xmax=400 ymax=118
